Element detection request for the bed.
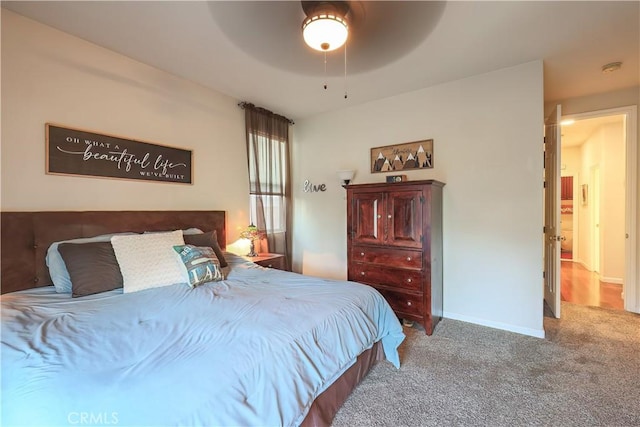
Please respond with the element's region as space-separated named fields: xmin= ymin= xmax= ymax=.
xmin=0 ymin=211 xmax=404 ymax=426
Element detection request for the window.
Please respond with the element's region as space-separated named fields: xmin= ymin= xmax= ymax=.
xmin=247 ymin=132 xmax=289 ymax=234
xmin=249 ymin=195 xmax=285 ymax=233
xmin=242 ymin=102 xmax=291 ymax=264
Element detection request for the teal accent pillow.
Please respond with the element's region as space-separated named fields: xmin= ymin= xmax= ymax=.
xmin=183 ymin=231 xmax=227 ymax=268
xmin=173 ymin=245 xmax=223 ymax=288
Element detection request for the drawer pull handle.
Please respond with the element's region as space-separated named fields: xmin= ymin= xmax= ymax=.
xmin=407 ymin=256 xmax=412 ymax=261
xmin=361 ymin=272 xmax=366 ymax=276
xmin=377 ymin=214 xmax=382 ymax=219
xmin=387 ymin=214 xmax=392 ymax=219
xmin=407 ymin=278 xmax=412 ymax=283
xmin=360 ymin=252 xmax=365 ymax=256
xmin=407 ymin=301 xmax=412 ymax=306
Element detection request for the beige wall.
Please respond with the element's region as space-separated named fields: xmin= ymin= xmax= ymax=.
xmin=600 ymin=123 xmax=626 ymax=282
xmin=293 ymin=61 xmax=545 ymax=337
xmin=576 ymin=123 xmax=625 ymax=282
xmin=1 ymin=11 xmax=250 ymax=241
xmin=561 ymin=147 xmax=581 ymax=175
xmin=546 ymin=87 xmax=640 ymax=118
xmin=577 ymin=129 xmax=601 ymax=269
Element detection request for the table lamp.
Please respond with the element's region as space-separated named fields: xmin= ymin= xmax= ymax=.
xmin=239 ymin=223 xmax=264 ymax=257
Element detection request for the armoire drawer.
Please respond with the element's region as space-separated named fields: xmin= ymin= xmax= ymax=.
xmin=376 ymin=289 xmax=424 ymax=318
xmin=351 ymin=246 xmax=422 ymax=269
xmin=349 ymin=263 xmax=422 ymax=291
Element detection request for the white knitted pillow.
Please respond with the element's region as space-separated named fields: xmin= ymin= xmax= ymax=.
xmin=111 ymin=230 xmax=185 ymax=293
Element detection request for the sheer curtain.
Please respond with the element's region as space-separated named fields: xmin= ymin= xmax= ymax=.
xmin=243 ymin=103 xmax=292 ymax=269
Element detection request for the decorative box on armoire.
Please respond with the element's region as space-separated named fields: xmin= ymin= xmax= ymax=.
xmin=346 ymin=180 xmax=444 ymax=335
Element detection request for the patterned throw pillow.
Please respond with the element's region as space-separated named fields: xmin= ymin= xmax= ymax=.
xmin=173 ymin=245 xmax=223 ymax=288
xmin=183 ymin=231 xmax=228 ymax=268
xmin=111 ymin=230 xmax=185 ymax=293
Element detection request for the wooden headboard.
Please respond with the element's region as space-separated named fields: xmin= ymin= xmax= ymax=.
xmin=0 ymin=210 xmax=226 ymax=294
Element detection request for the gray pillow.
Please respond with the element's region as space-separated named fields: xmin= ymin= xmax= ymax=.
xmin=183 ymin=231 xmax=228 ymax=268
xmin=46 ymin=232 xmax=135 ymax=293
xmin=58 ymin=242 xmax=123 ymax=298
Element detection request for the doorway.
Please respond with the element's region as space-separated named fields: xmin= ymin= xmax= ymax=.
xmin=559 ymin=175 xmax=575 ymax=261
xmin=558 ymin=107 xmax=635 ymax=312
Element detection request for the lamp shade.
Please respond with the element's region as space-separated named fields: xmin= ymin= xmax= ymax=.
xmin=337 ymin=169 xmax=355 ymax=185
xmin=302 ymin=14 xmax=348 ymax=51
xmin=239 ymin=223 xmax=263 ymax=241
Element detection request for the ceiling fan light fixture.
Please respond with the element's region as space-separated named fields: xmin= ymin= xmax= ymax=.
xmin=302 ymin=13 xmax=348 ymax=51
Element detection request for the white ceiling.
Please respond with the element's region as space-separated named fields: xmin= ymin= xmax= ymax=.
xmin=561 ymin=114 xmax=625 ymax=148
xmin=2 ymin=1 xmax=639 ymax=121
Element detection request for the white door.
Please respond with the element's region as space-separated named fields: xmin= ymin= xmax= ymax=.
xmin=544 ymin=105 xmax=562 ymax=318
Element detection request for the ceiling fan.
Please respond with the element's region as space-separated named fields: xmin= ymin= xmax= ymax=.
xmin=209 ymin=1 xmax=442 ymax=76
xmin=301 ymin=1 xmax=352 ymax=52
xmin=300 ymin=1 xmax=354 ymax=96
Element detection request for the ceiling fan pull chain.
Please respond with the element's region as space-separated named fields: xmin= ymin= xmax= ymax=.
xmin=324 ymin=52 xmax=328 ymax=90
xmin=344 ymin=43 xmax=348 ymax=99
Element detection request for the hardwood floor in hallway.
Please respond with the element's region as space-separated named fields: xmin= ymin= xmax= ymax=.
xmin=561 ymin=260 xmax=623 ymax=310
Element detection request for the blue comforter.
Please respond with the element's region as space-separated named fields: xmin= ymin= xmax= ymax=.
xmin=1 ymin=255 xmax=404 ymax=426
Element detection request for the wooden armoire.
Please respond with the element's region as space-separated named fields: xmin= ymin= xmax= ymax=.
xmin=346 ymin=180 xmax=445 ymax=335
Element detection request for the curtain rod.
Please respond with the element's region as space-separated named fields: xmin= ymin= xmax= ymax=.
xmin=238 ymin=102 xmax=295 ymax=125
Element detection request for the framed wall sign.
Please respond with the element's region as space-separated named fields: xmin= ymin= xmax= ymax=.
xmin=371 ymin=139 xmax=433 ymax=173
xmin=46 ymin=123 xmax=193 ymax=184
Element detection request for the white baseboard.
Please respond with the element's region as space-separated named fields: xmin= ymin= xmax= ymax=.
xmin=570 ymin=260 xmax=623 ymax=284
xmin=576 ymin=259 xmax=590 ymax=270
xmin=442 ymin=311 xmax=546 ymax=339
xmin=601 ymin=276 xmax=623 ymax=285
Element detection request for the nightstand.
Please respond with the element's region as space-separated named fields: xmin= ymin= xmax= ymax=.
xmin=243 ymin=253 xmax=287 ymax=271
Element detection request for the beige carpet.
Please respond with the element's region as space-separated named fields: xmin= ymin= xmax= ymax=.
xmin=332 ymin=303 xmax=640 ymax=426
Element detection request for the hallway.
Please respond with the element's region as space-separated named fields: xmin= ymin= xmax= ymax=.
xmin=561 ymin=260 xmax=623 ymax=310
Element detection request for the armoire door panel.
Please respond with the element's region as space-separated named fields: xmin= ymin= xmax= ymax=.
xmin=386 ymin=190 xmax=423 ymax=248
xmin=352 ymin=192 xmax=385 ymax=245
